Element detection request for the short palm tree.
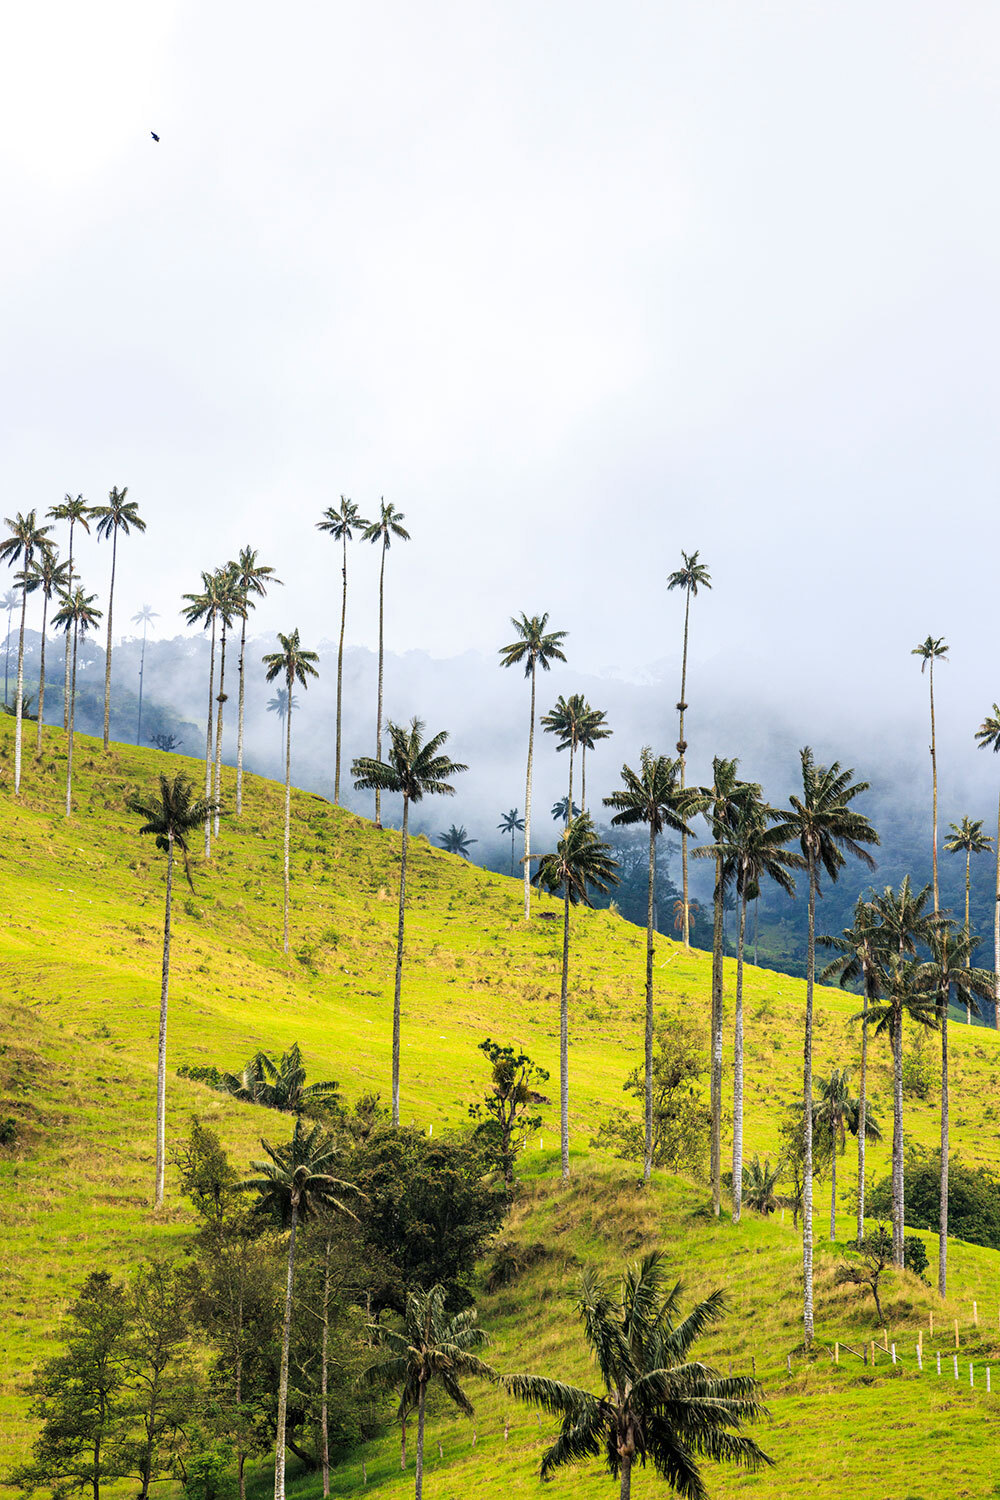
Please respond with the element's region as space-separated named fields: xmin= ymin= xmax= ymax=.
xmin=220 ymin=1042 xmax=341 ymax=1117
xmin=0 ymin=509 xmax=53 ymax=793
xmin=131 ymin=604 xmax=158 ymax=748
xmin=975 ymin=705 xmax=1000 ymax=1029
xmin=127 ymin=773 xmax=215 ymax=1208
xmin=912 ymin=636 xmax=948 ymax=911
xmin=362 ymin=1285 xmax=498 ymax=1500
xmin=505 ymin=1251 xmax=771 ymax=1500
xmin=533 ymin=814 xmax=619 ymax=1178
xmin=353 ymin=719 xmax=466 ymax=1123
xmin=497 ymin=807 xmax=524 ymax=875
xmin=812 ymin=1067 xmax=881 ymax=1241
xmin=182 ymin=570 xmax=233 ymax=859
xmin=21 ymin=550 xmax=70 ymax=755
xmin=362 ymin=500 xmax=410 ymax=828
xmin=785 ymin=748 xmax=878 ymax=1341
xmin=263 ymin=630 xmax=320 ymax=954
xmin=944 ymin=816 xmax=994 ymax=1020
xmin=604 ymin=750 xmax=696 ymax=1182
xmin=578 ymin=702 xmax=612 ymax=814
xmin=242 ymin=1121 xmax=359 ymax=1500
xmin=667 ymin=551 xmax=712 ymax=948
xmin=437 ymin=824 xmax=477 ymax=858
xmin=499 ymin=614 xmax=568 ymax=920
xmin=51 ymin=586 xmax=102 ymax=818
xmin=541 ymin=693 xmax=587 ymax=826
xmin=91 ymin=486 xmax=145 ymax=750
xmin=316 ymin=499 xmax=367 ymax=805
xmin=47 ymin=494 xmax=91 ymax=727
xmin=743 ymin=1156 xmax=781 ymax=1216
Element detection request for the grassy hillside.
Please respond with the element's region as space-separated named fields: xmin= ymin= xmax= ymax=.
xmin=3 ymin=717 xmax=1000 ymax=1499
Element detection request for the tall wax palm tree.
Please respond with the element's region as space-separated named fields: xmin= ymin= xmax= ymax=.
xmin=697 ymin=797 xmax=802 ymax=1222
xmin=267 ymin=689 xmax=297 ymax=754
xmin=362 ymin=500 xmax=410 ymax=828
xmin=604 ymin=750 xmax=696 ymax=1183
xmin=697 ymin=757 xmax=760 ymax=1217
xmin=362 ymin=1285 xmax=498 ymax=1500
xmin=183 ymin=571 xmax=229 ymax=858
xmin=21 ymin=551 xmax=70 ymax=754
xmin=263 ymin=631 xmax=320 ymax=955
xmin=212 ymin=565 xmax=243 ymax=839
xmin=667 ymin=551 xmax=712 ymax=948
xmin=0 ymin=510 xmax=53 ymax=793
xmin=232 ymin=547 xmax=281 ymax=816
xmin=499 ymin=613 xmax=568 ymax=920
xmin=92 ymin=486 xmax=145 ymax=750
xmin=132 ymin=605 xmax=158 ymax=748
xmin=127 ymin=773 xmax=215 ymax=1208
xmin=944 ymin=816 xmax=993 ymax=1020
xmin=912 ymin=636 xmax=949 ymax=911
xmin=353 ymin=719 xmax=466 ymax=1124
xmin=497 ymin=808 xmax=524 ymax=876
xmin=242 ymin=1121 xmax=359 ymax=1500
xmin=916 ymin=921 xmax=994 ymax=1296
xmin=52 ymin=586 xmax=101 ymax=817
xmin=437 ymin=824 xmax=477 ymax=858
xmin=541 ymin=693 xmax=587 ymax=827
xmin=1 ymin=588 xmax=17 ymax=705
xmin=820 ymin=898 xmax=883 ymax=1246
xmin=47 ymin=494 xmax=91 ymax=727
xmin=533 ymin=814 xmax=619 ymax=1178
xmin=975 ymin=706 xmax=1000 ymax=1030
xmin=504 ymin=1251 xmax=771 ymax=1500
xmin=812 ymin=1067 xmax=881 ymax=1241
xmin=785 ymin=748 xmax=878 ymax=1341
xmin=316 ymin=500 xmax=367 ymax=806
xmin=578 ymin=702 xmax=612 ymax=815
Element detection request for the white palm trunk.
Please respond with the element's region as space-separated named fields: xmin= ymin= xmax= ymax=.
xmin=335 ymin=532 xmax=348 ymax=805
xmin=802 ymin=854 xmax=816 ymax=1345
xmin=559 ymin=883 xmax=571 ymax=1179
xmin=155 ymin=831 xmax=173 ymax=1209
xmin=35 ymin=587 xmax=50 ymax=756
xmin=891 ymin=1006 xmax=905 ymax=1267
xmin=732 ymin=890 xmax=747 ymax=1222
xmin=63 ymin=521 xmax=76 ymax=729
xmin=374 ymin=540 xmax=386 ymax=828
xmin=994 ymin=787 xmax=999 ymax=1030
xmin=391 ymin=796 xmax=410 ymax=1126
xmin=282 ymin=688 xmax=292 ymax=955
xmin=522 ymin=665 xmax=536 ymax=921
xmin=643 ymin=821 xmax=656 ymax=1183
xmin=203 ymin=616 xmax=217 ymax=859
xmin=13 ymin=576 xmax=28 ymax=794
xmin=65 ymin=621 xmax=78 ymax=819
xmin=236 ymin=612 xmax=248 ymax=816
xmin=274 ymin=1197 xmax=299 ymax=1500
xmin=414 ymin=1379 xmax=427 ymax=1500
xmin=710 ymin=855 xmax=724 ymax=1217
xmin=964 ymin=848 xmax=972 ymax=1023
xmin=320 ymin=1237 xmax=331 ymax=1498
xmin=678 ymin=587 xmax=692 ymax=947
xmin=213 ymin=621 xmax=228 ymax=838
xmin=102 ymin=529 xmax=118 ymax=751
xmin=856 ymin=985 xmax=869 ymax=1247
xmin=830 ymin=1129 xmax=838 ymax=1240
xmin=930 ymin=658 xmax=939 ymax=912
xmin=939 ymin=979 xmax=950 ymax=1298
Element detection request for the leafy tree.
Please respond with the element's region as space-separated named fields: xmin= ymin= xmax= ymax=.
xmin=316 ymin=500 xmax=367 ymax=806
xmin=784 ymin=748 xmax=878 ymax=1342
xmin=499 ymin=613 xmax=568 ymax=920
xmin=0 ymin=508 xmax=53 ymax=792
xmin=590 ymin=1018 xmax=710 ymax=1179
xmin=835 ymin=1225 xmax=894 ymax=1325
xmin=242 ymin=1121 xmax=359 ymax=1500
xmin=10 ymin=1271 xmax=129 ymax=1500
xmin=867 ymin=1149 xmax=1000 ymax=1253
xmin=912 ymin=636 xmax=948 ymax=911
xmin=52 ymin=586 xmax=102 ymax=818
xmin=92 ymin=486 xmax=145 ymax=751
xmin=130 ymin=605 xmax=158 ymax=749
xmin=119 ymin=1260 xmax=192 ymax=1498
xmin=577 ymin=701 xmax=612 ymax=814
xmin=128 ymin=773 xmax=216 ymax=1207
xmin=362 ymin=1285 xmax=498 ymax=1500
xmin=361 ymin=499 xmax=410 ymax=827
xmin=21 ymin=549 xmax=70 ymax=754
xmin=812 ymin=1067 xmax=881 ymax=1241
xmin=497 ymin=807 xmax=524 ymax=876
xmin=666 ymin=550 xmax=712 ymax=948
xmin=944 ymin=816 xmax=994 ymax=1020
xmin=47 ymin=494 xmax=92 ymax=727
xmin=231 ymin=547 xmax=281 ymax=816
xmin=263 ymin=630 xmax=320 ymax=954
xmin=437 ymin=824 xmax=477 ymax=858
xmin=604 ymin=750 xmax=697 ymax=1181
xmin=974 ymin=704 xmax=1000 ymax=1029
xmin=505 ymin=1250 xmax=771 ymax=1500
xmin=352 ymin=719 xmax=466 ymax=1124
xmin=469 ymin=1037 xmax=550 ymax=1186
xmin=742 ymin=1156 xmax=781 ymax=1216
xmin=777 ymin=1104 xmax=832 ymax=1229
xmin=217 ymin=1043 xmax=342 ymax=1119
xmin=533 ymin=814 xmax=619 ymax=1177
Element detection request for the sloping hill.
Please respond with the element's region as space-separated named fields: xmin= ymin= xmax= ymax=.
xmin=3 ymin=719 xmax=1000 ymax=1499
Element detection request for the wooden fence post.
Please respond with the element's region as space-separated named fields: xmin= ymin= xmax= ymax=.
xmin=974 ymin=1300 xmax=979 ymax=1326
xmin=891 ymin=1343 xmax=897 ymax=1365
xmin=362 ymin=1460 xmax=367 ymax=1485
xmin=954 ymin=1354 xmax=959 ymax=1380
xmin=970 ymin=1364 xmax=975 ymax=1388
xmin=930 ymin=1311 xmax=934 ymax=1336
xmin=786 ymin=1352 xmax=792 ymax=1374
xmin=870 ymin=1342 xmax=876 ymax=1367
xmin=438 ymin=1440 xmax=443 ymax=1459
xmin=936 ymin=1352 xmax=942 ymax=1376
xmin=834 ymin=1342 xmax=839 ymax=1365
xmin=917 ymin=1344 xmax=922 ymax=1372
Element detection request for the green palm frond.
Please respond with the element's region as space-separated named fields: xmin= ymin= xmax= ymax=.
xmin=262 ymin=628 xmax=319 ymax=691
xmin=498 ymin=612 xmax=568 ymax=677
xmin=667 ymin=549 xmax=712 ymax=597
xmin=533 ymin=814 xmax=619 ymax=906
xmin=91 ymin=486 xmax=145 ymax=541
xmin=317 ymin=496 xmax=370 ymax=542
xmin=603 ymin=747 xmax=696 ymax=838
xmin=352 ymin=717 xmax=467 ymax=803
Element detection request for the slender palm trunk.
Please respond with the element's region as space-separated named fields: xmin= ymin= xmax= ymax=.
xmin=155 ymin=834 xmax=173 ymax=1209
xmin=510 ymin=829 xmax=515 ymax=877
xmin=335 ymin=534 xmax=348 ymax=804
xmin=236 ymin=613 xmax=248 ymax=815
xmin=857 ymin=983 xmax=869 ymax=1247
xmin=213 ymin=622 xmax=228 ymax=838
xmin=65 ymin=623 xmax=78 ymax=818
xmin=204 ymin=618 xmax=217 ymax=859
xmin=566 ymin=744 xmax=575 ymax=828
xmin=830 ymin=1132 xmax=838 ymax=1241
xmin=965 ymin=848 xmax=972 ymax=1022
xmin=391 ymin=795 xmax=410 ymax=1126
xmin=274 ymin=1199 xmax=298 ymax=1500
xmin=620 ymin=1452 xmax=632 ymax=1500
xmin=754 ymin=896 xmax=759 ymax=966
xmin=678 ymin=589 xmax=691 ymax=947
xmin=63 ymin=521 xmax=75 ymax=728
xmin=2 ymin=605 xmax=9 ymax=705
xmin=35 ymin=590 xmax=49 ymax=755
xmin=320 ymin=1237 xmax=331 ymax=1498
xmin=523 ymin=665 xmax=536 ymax=920
xmin=102 ymin=531 xmax=117 ymax=751
xmin=802 ymin=854 xmax=816 ymax=1344
xmin=930 ymin=661 xmax=939 ymax=912
xmin=995 ymin=786 xmax=1000 ymax=1029
xmin=891 ymin=1004 xmax=904 ymax=1267
xmin=136 ymin=624 xmax=147 ymax=747
xmin=643 ymin=822 xmax=656 ymax=1183
xmin=14 ymin=576 xmax=28 ymax=794
xmin=581 ymin=743 xmax=587 ymax=814
xmin=560 ymin=880 xmax=571 ymax=1179
xmin=282 ymin=690 xmax=292 ymax=955
xmin=732 ymin=889 xmax=747 ymax=1223
xmin=939 ymin=978 xmax=949 ymax=1298
xmin=414 ymin=1379 xmax=426 ymax=1500
xmin=710 ymin=855 xmax=724 ymax=1216
xmin=374 ymin=541 xmax=386 ymax=828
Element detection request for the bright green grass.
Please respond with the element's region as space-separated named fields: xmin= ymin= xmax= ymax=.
xmin=3 ymin=718 xmax=1000 ymax=1499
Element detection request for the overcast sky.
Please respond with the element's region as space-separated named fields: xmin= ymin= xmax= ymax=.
xmin=3 ymin=2 xmax=1000 ymax=776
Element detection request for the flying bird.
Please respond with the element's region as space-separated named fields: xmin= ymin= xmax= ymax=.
xmin=150 ymin=131 xmax=160 ymax=142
